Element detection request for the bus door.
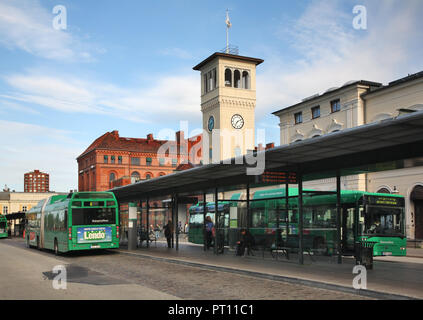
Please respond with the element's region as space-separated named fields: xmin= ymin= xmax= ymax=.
xmin=341 ymin=206 xmax=356 ymax=253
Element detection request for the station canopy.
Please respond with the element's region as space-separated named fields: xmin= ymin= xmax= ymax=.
xmin=112 ymin=111 xmax=423 ymax=203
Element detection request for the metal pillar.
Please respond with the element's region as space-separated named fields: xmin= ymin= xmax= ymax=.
xmin=128 ymin=202 xmax=138 ymax=251
xmin=175 ymin=195 xmax=179 ymax=251
xmin=298 ymin=173 xmax=304 ymax=265
xmin=171 ymin=195 xmax=175 ymax=249
xmin=214 ymin=188 xmax=218 ymax=255
xmin=285 ymin=183 xmax=289 ymax=241
xmin=336 ymin=171 xmax=342 ymax=264
xmin=146 ymin=198 xmax=150 ymax=249
xmin=246 ymin=183 xmax=250 ymax=231
xmin=203 ymin=192 xmax=207 ymax=251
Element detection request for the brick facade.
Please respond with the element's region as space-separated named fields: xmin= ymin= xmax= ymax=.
xmin=77 ymin=130 xmax=202 ymax=191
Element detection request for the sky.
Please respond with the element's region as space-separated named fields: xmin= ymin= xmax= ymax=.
xmin=0 ymin=0 xmax=422 ymax=192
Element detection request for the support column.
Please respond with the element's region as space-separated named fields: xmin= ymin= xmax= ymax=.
xmin=285 ymin=183 xmax=289 ymax=241
xmin=298 ymin=173 xmax=304 ymax=265
xmin=146 ymin=198 xmax=150 ymax=249
xmin=171 ymin=195 xmax=175 ymax=249
xmin=175 ymin=195 xmax=179 ymax=251
xmin=246 ymin=183 xmax=250 ymax=231
xmin=214 ymin=188 xmax=218 ymax=255
xmin=336 ymin=171 xmax=342 ymax=264
xmin=203 ymin=192 xmax=207 ymax=251
xmin=128 ymin=202 xmax=138 ymax=251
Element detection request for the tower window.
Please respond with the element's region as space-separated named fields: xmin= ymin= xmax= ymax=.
xmin=109 ymin=172 xmax=116 ymax=182
xmin=225 ymin=68 xmax=232 ymax=87
xmin=242 ymin=71 xmax=250 ymax=89
xmin=204 ymin=68 xmax=217 ymax=94
xmin=104 ymin=155 xmax=108 ymax=164
xmin=111 ymin=156 xmax=115 ymax=164
xmin=234 ymin=70 xmax=241 ymax=88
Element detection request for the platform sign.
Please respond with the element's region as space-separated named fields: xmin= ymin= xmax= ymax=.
xmin=256 ymin=171 xmax=297 ymax=184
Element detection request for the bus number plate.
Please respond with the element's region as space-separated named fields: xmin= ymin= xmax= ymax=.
xmin=91 ymin=245 xmax=101 ymax=249
xmin=383 ymin=252 xmax=392 ymax=256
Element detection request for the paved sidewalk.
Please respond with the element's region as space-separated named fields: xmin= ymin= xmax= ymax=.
xmin=119 ymin=240 xmax=423 ymax=300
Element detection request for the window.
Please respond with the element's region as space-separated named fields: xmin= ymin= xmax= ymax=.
xmin=146 ymin=158 xmax=152 ymax=166
xmin=3 ymin=206 xmax=8 ymax=214
xmin=294 ymin=112 xmax=303 ymax=124
xmin=111 ymin=156 xmax=115 ymax=164
xmin=204 ymin=68 xmax=217 ymax=94
xmin=242 ymin=71 xmax=250 ymax=89
xmin=331 ymin=99 xmax=341 ymax=113
xmin=104 ymin=155 xmax=108 ymax=164
xmin=22 ymin=206 xmax=27 ymax=212
xmin=131 ymin=157 xmax=140 ymax=166
xmin=311 ymin=106 xmax=320 ymax=119
xmin=159 ymin=158 xmax=165 ymax=166
xmin=234 ymin=70 xmax=241 ymax=88
xmin=131 ymin=171 xmax=140 ymax=182
xmin=225 ymin=68 xmax=232 ymax=87
xmin=172 ymin=158 xmax=178 ymax=167
xmin=146 ymin=174 xmax=152 ymax=180
xmin=118 ymin=156 xmax=122 ymax=164
xmin=109 ymin=172 xmax=116 ymax=182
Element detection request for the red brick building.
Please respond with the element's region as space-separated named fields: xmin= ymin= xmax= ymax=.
xmin=24 ymin=170 xmax=49 ymax=193
xmin=77 ymin=130 xmax=202 ymax=191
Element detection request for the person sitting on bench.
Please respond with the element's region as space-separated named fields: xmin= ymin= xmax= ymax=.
xmin=236 ymin=229 xmax=255 ymax=256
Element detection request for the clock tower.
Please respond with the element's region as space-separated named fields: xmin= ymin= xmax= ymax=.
xmin=193 ymin=52 xmax=263 ymax=162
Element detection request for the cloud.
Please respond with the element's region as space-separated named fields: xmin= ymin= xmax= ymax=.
xmin=0 ymin=120 xmax=81 ymax=192
xmin=159 ymin=47 xmax=194 ymax=60
xmin=2 ymin=71 xmax=201 ymax=124
xmin=0 ymin=0 xmax=99 ymax=61
xmin=256 ymin=0 xmax=423 ymax=119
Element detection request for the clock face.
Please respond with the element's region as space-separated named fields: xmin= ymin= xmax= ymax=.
xmin=208 ymin=116 xmax=215 ymax=132
xmin=231 ymin=114 xmax=244 ymax=129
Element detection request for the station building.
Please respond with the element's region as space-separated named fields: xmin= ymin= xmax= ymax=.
xmin=273 ymin=71 xmax=423 ymax=240
xmin=77 ymin=130 xmax=202 ymax=192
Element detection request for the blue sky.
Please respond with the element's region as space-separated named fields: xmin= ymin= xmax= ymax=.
xmin=1 ymin=0 xmax=422 ymax=192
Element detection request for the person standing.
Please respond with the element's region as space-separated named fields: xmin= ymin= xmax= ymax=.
xmin=205 ymin=216 xmax=214 ymax=250
xmin=154 ymin=224 xmax=161 ymax=240
xmin=164 ymin=220 xmax=173 ymax=248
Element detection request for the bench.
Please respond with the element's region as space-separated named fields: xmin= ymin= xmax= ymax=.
xmin=138 ymin=230 xmax=157 ymax=247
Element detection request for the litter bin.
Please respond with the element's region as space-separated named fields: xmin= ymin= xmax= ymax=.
xmin=355 ymin=240 xmax=377 ymax=270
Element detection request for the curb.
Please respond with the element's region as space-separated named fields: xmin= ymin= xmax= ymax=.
xmin=116 ymin=249 xmax=418 ymax=300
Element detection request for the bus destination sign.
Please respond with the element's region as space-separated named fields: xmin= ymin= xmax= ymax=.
xmin=368 ymin=196 xmax=401 ymax=207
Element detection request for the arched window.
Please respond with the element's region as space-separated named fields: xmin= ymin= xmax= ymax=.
xmin=242 ymin=71 xmax=250 ymax=89
xmin=131 ymin=171 xmax=140 ymax=182
xmin=234 ymin=70 xmax=241 ymax=88
xmin=109 ymin=172 xmax=116 ymax=182
xmin=225 ymin=68 xmax=232 ymax=87
xmin=145 ymin=173 xmax=152 ymax=180
xmin=159 ymin=172 xmax=166 ymax=177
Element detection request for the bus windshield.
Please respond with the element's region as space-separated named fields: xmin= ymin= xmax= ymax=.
xmin=72 ymin=208 xmax=116 ymax=226
xmin=362 ymin=206 xmax=404 ymax=236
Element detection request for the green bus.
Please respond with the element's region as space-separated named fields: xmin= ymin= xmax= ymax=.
xmin=188 ymin=188 xmax=406 ymax=257
xmin=25 ymin=192 xmax=119 ymax=254
xmin=0 ymin=215 xmax=8 ymax=239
